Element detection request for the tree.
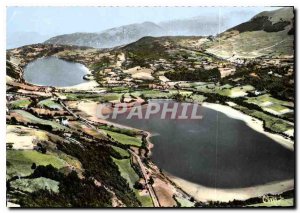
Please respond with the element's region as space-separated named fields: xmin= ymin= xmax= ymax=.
xmin=6 ymin=180 xmax=11 ymax=191
xmin=10 ymin=117 xmax=17 ymax=124
xmin=40 ymin=145 xmax=47 ymax=154
xmin=148 ymin=176 xmax=154 ymax=185
xmin=101 ymin=56 xmax=111 ymax=67
xmin=31 ymin=163 xmax=37 ymax=170
xmin=133 ymin=181 xmax=144 ymax=190
xmin=7 ymin=144 xmax=13 ymax=149
xmin=36 ymin=142 xmax=47 ymax=154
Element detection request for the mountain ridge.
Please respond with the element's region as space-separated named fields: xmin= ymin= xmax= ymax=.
xmin=205 ymin=7 xmax=294 ymax=59
xmin=44 ymin=15 xmax=231 ymax=48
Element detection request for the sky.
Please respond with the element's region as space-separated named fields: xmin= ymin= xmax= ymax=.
xmin=7 ymin=6 xmax=282 ymax=36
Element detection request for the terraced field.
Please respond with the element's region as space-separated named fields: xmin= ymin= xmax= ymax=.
xmin=111 ymin=146 xmax=130 ymax=158
xmin=103 ymin=130 xmax=142 ymax=147
xmin=10 ymin=110 xmax=67 ymax=130
xmin=195 ymin=83 xmax=254 ymax=97
xmin=37 ymin=99 xmax=63 ymax=110
xmin=9 ymin=99 xmax=31 ymax=109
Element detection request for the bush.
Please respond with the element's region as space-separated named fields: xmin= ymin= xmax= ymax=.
xmin=31 ymin=163 xmax=36 ymax=170
xmin=133 ymin=181 xmax=144 ymax=190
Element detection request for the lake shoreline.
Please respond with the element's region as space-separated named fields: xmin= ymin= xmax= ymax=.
xmin=202 ymin=102 xmax=294 ymax=151
xmin=74 ymin=100 xmax=294 ymax=203
xmin=168 ymin=174 xmax=294 ymax=203
xmin=23 ymin=56 xmax=90 ymax=87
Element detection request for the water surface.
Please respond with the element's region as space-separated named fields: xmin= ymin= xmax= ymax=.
xmin=24 ymin=56 xmax=89 ymax=87
xmin=108 ymin=101 xmax=294 ymax=189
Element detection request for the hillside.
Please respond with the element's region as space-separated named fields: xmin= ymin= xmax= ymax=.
xmin=205 ymin=7 xmax=294 ymax=59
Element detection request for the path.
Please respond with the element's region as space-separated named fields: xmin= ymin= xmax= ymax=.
xmin=129 ymin=150 xmax=160 ymax=207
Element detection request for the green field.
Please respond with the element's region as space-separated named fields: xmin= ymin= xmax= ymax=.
xmin=229 ymin=85 xmax=255 ymax=95
xmin=100 ymin=93 xmax=123 ymax=102
xmin=132 ymin=90 xmax=173 ymax=99
xmin=135 ymin=191 xmax=154 ymax=207
xmin=195 ymin=83 xmax=254 ymax=97
xmin=7 ymin=150 xmax=66 ymax=178
xmin=112 ymin=146 xmax=130 ymax=158
xmin=233 ymin=105 xmax=294 ymax=133
xmin=169 ymin=90 xmax=193 ymax=96
xmin=103 ymin=130 xmax=142 ymax=147
xmin=37 ymin=99 xmax=63 ymax=110
xmin=10 ymin=99 xmax=31 ymax=109
xmin=189 ymin=94 xmax=207 ymax=103
xmin=175 ymin=196 xmax=195 ymax=207
xmin=112 ymin=157 xmax=153 ymax=207
xmin=265 ymin=104 xmax=290 ymax=112
xmin=10 ymin=177 xmax=59 ymax=193
xmin=130 ymin=91 xmax=142 ymax=98
xmin=63 ymin=93 xmax=101 ymax=101
xmin=123 ymin=93 xmax=131 ymax=98
xmin=246 ymin=94 xmax=294 ymax=108
xmin=99 ymin=125 xmax=139 ymax=136
xmin=195 ymin=83 xmax=231 ymax=96
xmin=195 ymin=83 xmax=215 ymax=93
xmin=112 ymin=158 xmax=139 ymax=188
xmin=11 ymin=110 xmax=67 ymax=130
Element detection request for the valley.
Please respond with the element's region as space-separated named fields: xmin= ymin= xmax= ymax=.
xmin=6 ymin=7 xmax=295 ymax=208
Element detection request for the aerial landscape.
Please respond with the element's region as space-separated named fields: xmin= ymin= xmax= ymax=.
xmin=6 ymin=6 xmax=295 ymax=208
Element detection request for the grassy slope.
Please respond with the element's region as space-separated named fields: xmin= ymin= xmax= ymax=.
xmin=103 ymin=130 xmax=142 ymax=147
xmin=112 ymin=157 xmax=153 ymax=207
xmin=11 ymin=110 xmax=67 ymax=130
xmin=37 ymin=99 xmax=63 ymax=110
xmin=7 ymin=150 xmax=66 ymax=178
xmin=111 ymin=146 xmax=130 ymax=158
xmin=10 ymin=99 xmax=32 ymax=109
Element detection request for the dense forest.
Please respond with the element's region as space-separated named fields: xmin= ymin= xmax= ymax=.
xmin=165 ymin=67 xmax=221 ymax=82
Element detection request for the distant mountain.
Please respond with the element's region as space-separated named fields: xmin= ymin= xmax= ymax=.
xmin=44 ymin=16 xmax=230 ymax=49
xmin=205 ymin=7 xmax=294 ymax=59
xmin=45 ymin=22 xmax=164 ymax=49
xmin=44 ymin=7 xmax=294 ymax=54
xmin=7 ymin=32 xmax=52 ymax=49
